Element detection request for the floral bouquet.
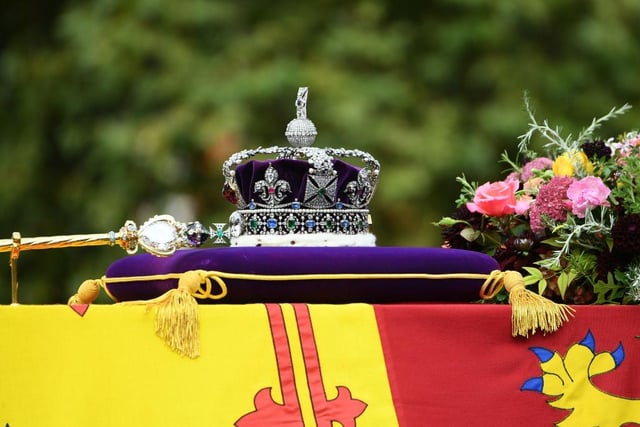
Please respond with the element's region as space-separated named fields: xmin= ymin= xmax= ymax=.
xmin=436 ymin=97 xmax=640 ymax=305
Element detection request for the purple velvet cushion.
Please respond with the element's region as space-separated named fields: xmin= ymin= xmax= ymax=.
xmin=105 ymin=247 xmax=499 ymax=304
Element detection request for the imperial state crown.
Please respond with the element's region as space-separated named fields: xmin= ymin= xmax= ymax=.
xmin=221 ymin=87 xmax=380 ymax=247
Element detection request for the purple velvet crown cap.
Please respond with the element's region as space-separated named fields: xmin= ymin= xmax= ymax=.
xmin=228 ymin=158 xmax=362 ymax=208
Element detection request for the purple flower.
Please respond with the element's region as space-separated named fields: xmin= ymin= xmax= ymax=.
xmin=612 ymin=214 xmax=640 ymax=254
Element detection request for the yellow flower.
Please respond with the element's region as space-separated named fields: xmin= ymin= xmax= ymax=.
xmin=553 ymin=151 xmax=593 ymax=177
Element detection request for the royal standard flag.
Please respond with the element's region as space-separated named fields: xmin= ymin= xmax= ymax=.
xmin=1 ymin=304 xmax=640 ymax=426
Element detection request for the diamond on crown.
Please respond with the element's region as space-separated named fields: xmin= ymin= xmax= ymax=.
xmin=345 ymin=168 xmax=373 ymax=208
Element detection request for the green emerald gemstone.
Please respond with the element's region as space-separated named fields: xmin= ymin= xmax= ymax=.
xmin=287 ymin=216 xmax=297 ymax=229
xmin=250 ymin=218 xmax=258 ymax=230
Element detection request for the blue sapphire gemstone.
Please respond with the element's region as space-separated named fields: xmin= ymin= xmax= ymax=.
xmin=336 ymin=201 xmax=344 ymax=209
xmin=305 ymin=219 xmax=316 ymax=228
xmin=340 ymin=219 xmax=349 ymax=228
xmin=248 ymin=201 xmax=257 ymax=210
xmin=292 ymin=201 xmax=301 ymax=210
xmin=266 ymin=218 xmax=278 ymax=229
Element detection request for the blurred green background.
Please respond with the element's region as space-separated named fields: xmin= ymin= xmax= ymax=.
xmin=2 ymin=0 xmax=640 ymax=303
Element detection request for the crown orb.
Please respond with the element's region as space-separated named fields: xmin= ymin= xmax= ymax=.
xmin=285 ymin=87 xmax=317 ymax=147
xmin=285 ymin=117 xmax=317 ymax=147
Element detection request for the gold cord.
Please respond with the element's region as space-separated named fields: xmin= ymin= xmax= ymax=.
xmin=101 ymin=270 xmax=494 ymax=302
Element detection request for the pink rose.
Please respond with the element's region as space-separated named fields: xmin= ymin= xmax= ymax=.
xmin=566 ymin=176 xmax=611 ymax=218
xmin=466 ymin=179 xmax=520 ymax=216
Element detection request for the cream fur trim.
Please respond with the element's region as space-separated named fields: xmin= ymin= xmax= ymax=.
xmin=230 ymin=233 xmax=376 ymax=247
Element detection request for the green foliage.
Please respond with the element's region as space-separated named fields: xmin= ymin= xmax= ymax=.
xmin=523 ymin=266 xmax=577 ymax=300
xmin=610 ymin=141 xmax=640 ymax=214
xmin=537 ymin=209 xmax=614 ymax=272
xmin=518 ymin=93 xmax=632 ymax=157
xmin=454 ymin=174 xmax=478 ymax=207
xmin=2 ymin=0 xmax=640 ymax=302
xmin=593 ymin=273 xmax=627 ymax=304
xmin=522 ymin=266 xmax=548 ymax=295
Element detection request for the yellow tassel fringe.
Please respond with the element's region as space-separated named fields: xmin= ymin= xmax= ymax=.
xmin=152 ymin=271 xmax=202 ymax=358
xmin=68 ymin=270 xmax=227 ymax=358
xmin=480 ymin=270 xmax=575 ymax=337
xmin=116 ymin=270 xmax=226 ymax=359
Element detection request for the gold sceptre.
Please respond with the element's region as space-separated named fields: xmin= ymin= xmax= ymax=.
xmin=1 ymin=215 xmax=229 ymax=304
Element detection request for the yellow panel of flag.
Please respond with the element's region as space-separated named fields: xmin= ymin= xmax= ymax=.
xmin=0 ymin=304 xmax=398 ymax=427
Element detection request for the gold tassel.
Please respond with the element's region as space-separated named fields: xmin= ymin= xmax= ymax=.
xmin=68 ymin=279 xmax=102 ymax=305
xmin=480 ymin=270 xmax=575 ymax=338
xmin=148 ymin=270 xmax=203 ymax=359
xmin=69 ymin=269 xmax=227 ymax=358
